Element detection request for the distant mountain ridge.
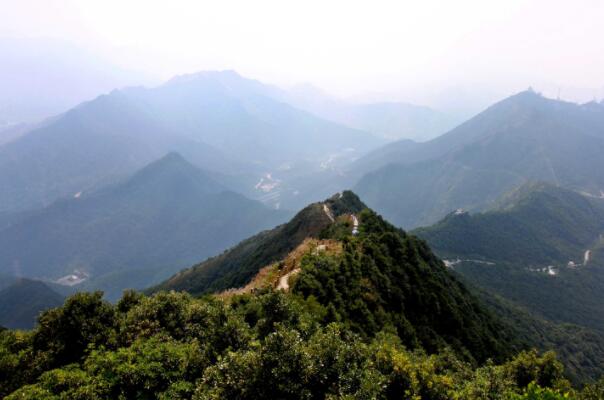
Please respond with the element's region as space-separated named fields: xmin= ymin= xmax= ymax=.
xmin=414 ymin=182 xmax=604 ymax=265
xmin=0 ymin=153 xmax=289 ymax=300
xmin=283 ymin=83 xmax=457 ymax=141
xmin=0 ymin=70 xmax=382 ymax=214
xmin=354 ymin=90 xmax=604 ymax=228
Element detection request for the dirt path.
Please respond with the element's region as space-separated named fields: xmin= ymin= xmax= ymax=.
xmin=323 ymin=204 xmax=335 ymax=222
xmin=277 ymin=269 xmax=300 ymax=291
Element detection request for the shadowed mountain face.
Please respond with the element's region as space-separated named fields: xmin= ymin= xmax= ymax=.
xmin=0 ymin=70 xmax=382 ymax=214
xmin=0 ymin=278 xmax=64 ymax=330
xmin=353 ymin=91 xmax=604 ymax=228
xmin=0 ymin=153 xmax=289 ymax=300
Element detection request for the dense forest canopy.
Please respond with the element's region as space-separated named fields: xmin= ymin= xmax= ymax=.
xmin=2 ymin=290 xmax=603 ymax=399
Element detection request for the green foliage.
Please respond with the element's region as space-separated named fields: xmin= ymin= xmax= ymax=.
xmin=414 ymin=183 xmax=604 ymax=266
xmin=2 ymin=192 xmax=602 ymax=397
xmin=153 ymin=191 xmax=366 ymax=296
xmin=294 ymin=209 xmax=516 ymax=363
xmin=414 ymin=183 xmax=604 ymax=382
xmin=1 ymin=288 xmax=598 ymax=399
xmin=579 ymin=377 xmax=604 ymax=400
xmin=32 ymin=291 xmax=116 ymax=368
xmin=508 ymin=383 xmax=571 ymax=400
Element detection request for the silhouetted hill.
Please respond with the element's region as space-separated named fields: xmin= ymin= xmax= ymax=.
xmin=0 ymin=278 xmax=63 ymax=330
xmin=0 ymin=153 xmax=289 ymax=299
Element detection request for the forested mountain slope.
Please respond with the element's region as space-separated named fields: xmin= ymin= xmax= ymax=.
xmin=151 ymin=191 xmax=365 ymax=295
xmin=414 ymin=183 xmax=604 ymax=381
xmin=2 ymin=192 xmax=603 ymax=398
xmin=154 ymin=191 xmax=517 ymax=364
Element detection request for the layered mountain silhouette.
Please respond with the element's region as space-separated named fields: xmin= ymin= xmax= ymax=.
xmin=0 ymin=153 xmax=289 ymax=300
xmin=353 ymin=90 xmax=604 ymax=228
xmin=0 ymin=70 xmax=382 ymax=214
xmin=282 ymin=83 xmax=457 ymax=141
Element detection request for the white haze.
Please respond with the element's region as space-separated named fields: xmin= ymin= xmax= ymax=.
xmin=1 ymin=0 xmax=603 ymax=118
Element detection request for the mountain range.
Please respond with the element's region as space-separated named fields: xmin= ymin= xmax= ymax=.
xmin=353 ymin=90 xmax=604 ymax=228
xmin=415 ymin=182 xmax=604 ymax=265
xmin=3 ymin=68 xmax=604 ymax=386
xmin=282 ymin=83 xmax=458 ymax=141
xmin=0 ymin=37 xmax=156 ymax=126
xmin=414 ymin=183 xmax=604 ymax=331
xmin=0 ymin=70 xmax=383 ymax=214
xmin=2 ymin=190 xmax=580 ymax=399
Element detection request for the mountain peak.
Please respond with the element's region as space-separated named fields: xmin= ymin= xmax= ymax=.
xmin=154 ymin=151 xmax=187 ymax=165
xmin=118 ymin=152 xmax=224 ymax=197
xmin=152 ymin=191 xmax=367 ymax=295
xmin=134 ymin=151 xmax=196 ymax=174
xmin=324 ymin=190 xmax=366 ymax=217
xmin=166 ymin=69 xmax=243 ymax=85
xmin=502 ymin=88 xmax=550 ymax=107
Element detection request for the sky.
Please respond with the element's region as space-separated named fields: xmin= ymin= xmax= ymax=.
xmin=1 ymin=0 xmax=604 ymax=109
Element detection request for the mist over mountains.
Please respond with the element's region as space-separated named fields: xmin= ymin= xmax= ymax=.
xmin=282 ymin=83 xmax=459 ymax=141
xmin=2 ymin=65 xmax=604 ymax=393
xmin=0 ymin=37 xmax=153 ymax=126
xmin=0 ymin=70 xmax=385 ymax=215
xmin=4 ymin=1 xmax=604 ymax=396
xmin=2 ymin=70 xmax=604 ymax=299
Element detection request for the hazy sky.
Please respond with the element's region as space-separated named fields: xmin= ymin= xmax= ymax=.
xmin=2 ymin=0 xmax=603 ymax=105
